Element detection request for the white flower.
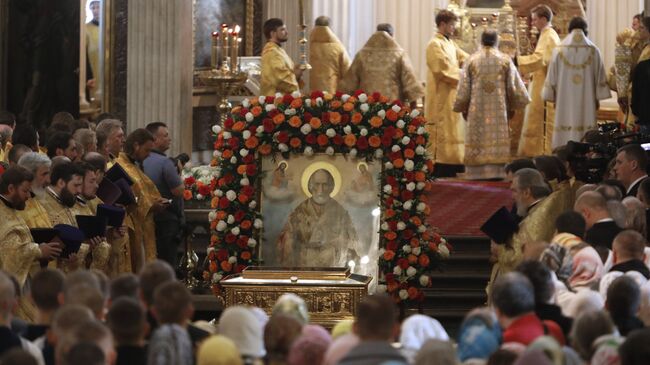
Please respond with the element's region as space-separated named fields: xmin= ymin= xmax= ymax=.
xmin=223 ymin=131 xmax=232 ymax=139
xmin=256 ymin=126 xmax=264 ymax=135
xmin=245 ymin=112 xmax=254 ymax=122
xmin=375 ymin=284 xmax=387 ymax=294
xmin=247 ymin=238 xmax=257 ymax=248
xmin=375 ymin=150 xmax=383 ymax=159
xmin=358 ymin=93 xmax=368 ymax=102
xmin=402 ymin=136 xmax=411 ymax=145
xmin=416 ymin=146 xmax=425 ymax=155
xmin=402 ymin=245 xmax=412 ymax=253
xmin=391 ymin=104 xmax=401 ymax=113
xmin=213 ymin=150 xmax=221 ymax=158
xmin=360 ymin=128 xmax=368 ymax=136
xmin=416 ymin=182 xmax=426 ymax=190
xmin=230 ymin=156 xmax=237 ymax=164
xmin=206 ymin=247 xmax=215 ymax=255
xmin=215 ymin=189 xmax=223 ymax=197
xmin=404 ymin=159 xmax=414 ymax=171
xmin=305 ymin=98 xmax=312 ymax=107
xmin=378 ymin=248 xmax=386 ymax=257
xmin=212 ymin=273 xmax=223 ymax=283
xmin=226 ymin=190 xmax=237 ymax=201
xmin=418 ymin=225 xmax=427 ymax=233
xmin=413 ymin=247 xmax=421 ymax=256
xmin=265 ymin=104 xmax=276 ymax=112
xmin=242 ymin=130 xmax=251 ymax=139
xmin=325 ymin=147 xmax=335 ymax=155
xmin=304 ymin=146 xmax=314 ymax=156
xmin=349 ymin=148 xmax=358 ymax=158
xmin=406 ymin=266 xmax=417 ymax=277
xmin=278 ymin=143 xmax=289 ymax=152
xmin=240 ymin=178 xmax=250 ymax=186
xmin=316 ymin=97 xmax=323 ymax=106
xmin=196 ymin=194 xmax=204 ymax=200
xmin=300 ymin=124 xmax=312 ymax=135
xmin=393 ymin=266 xmax=402 ymax=276
xmin=410 ymin=109 xmax=420 ymax=118
xmin=242 ymin=98 xmax=250 ymax=108
xmin=254 ymin=218 xmax=263 ymax=229
xmin=383 ymin=185 xmax=392 ymax=194
xmin=391 ymin=145 xmax=401 ymax=152
xmin=360 ymin=103 xmax=369 ymax=113
xmin=438 ymin=243 xmax=450 ymax=258
xmin=341 ymin=94 xmax=350 ymax=102
xmin=275 ymin=92 xmax=283 ymax=98
xmin=377 ymin=109 xmax=386 ymax=119
xmin=406 ymin=182 xmax=416 ymax=191
xmin=240 ymin=149 xmax=249 ymax=157
xmin=284 ymin=108 xmax=296 ymax=116
xmin=417 ymin=202 xmax=426 ymax=212
xmin=381 ymin=222 xmax=389 ymax=231
xmin=249 ymin=200 xmax=257 ymax=209
xmin=396 ymin=120 xmax=406 ymax=129
xmin=258 ymin=96 xmax=266 ymax=104
xmin=343 ymin=125 xmax=352 ymax=134
xmin=228 ymin=256 xmax=237 ymax=264
xmin=326 ymin=128 xmax=336 ymax=138
xmin=216 ymin=220 xmax=227 ymax=232
xmin=208 ymin=211 xmax=217 ymax=221
xmin=227 ymin=215 xmax=235 ymax=224
xmin=291 ymin=91 xmax=301 ymax=98
xmin=397 ymin=222 xmax=406 ymax=231
xmin=212 ymin=125 xmax=222 ymax=134
xmin=417 ymin=126 xmax=425 ymax=135
xmin=231 ymin=227 xmax=240 ymax=236
xmin=419 ymin=275 xmax=430 ymax=286
xmin=384 ymin=162 xmax=393 ymax=170
xmin=403 ymin=200 xmax=413 ymax=210
xmin=399 ymin=289 xmax=409 ymax=300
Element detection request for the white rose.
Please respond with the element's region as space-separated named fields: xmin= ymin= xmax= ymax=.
xmin=316 ymin=97 xmax=323 ymax=106
xmin=245 ymin=112 xmax=254 ymax=122
xmin=381 ymin=222 xmax=389 ymax=231
xmin=403 ymin=200 xmax=413 ymax=210
xmin=213 ymin=150 xmax=221 ymax=158
xmin=343 ymin=125 xmax=352 ymax=134
xmin=383 ymin=185 xmax=392 ymax=194
xmin=216 ymin=220 xmax=227 ymax=231
xmin=228 ymin=256 xmax=237 ymax=264
xmin=360 ymin=128 xmax=368 ymax=136
xmin=384 ymin=162 xmax=393 ymax=170
xmin=396 ymin=120 xmax=406 ymax=129
xmin=240 ymin=178 xmax=250 ymax=186
xmin=416 ymin=146 xmax=425 ymax=155
xmin=402 ymin=136 xmax=411 ymax=145
xmin=375 ymin=284 xmax=387 ymax=294
xmin=212 ymin=125 xmax=222 ymax=134
xmin=231 ymin=227 xmax=240 ymax=236
xmin=325 ymin=147 xmax=335 ymax=156
xmin=399 ymin=289 xmax=409 ymax=300
xmin=240 ymin=149 xmax=249 ymax=157
xmin=410 ymin=109 xmax=420 ymax=118
xmin=402 ymin=245 xmax=412 ymax=253
xmin=223 ymin=131 xmax=232 ymax=139
xmin=393 ymin=266 xmax=402 ymax=276
xmin=416 ymin=182 xmax=426 ymax=190
xmin=226 ymin=190 xmax=237 ymax=201
xmin=417 ymin=126 xmax=425 ymax=135
xmin=305 ymin=98 xmax=312 ymax=107
xmin=242 ymin=130 xmax=251 ymax=139
xmin=375 ymin=150 xmax=383 ymax=159
xmin=439 ymin=243 xmax=450 ymax=258
xmin=249 ymin=200 xmax=257 ymax=209
xmin=196 ymin=194 xmax=204 ymax=200
xmin=378 ymin=248 xmax=386 ymax=257
xmin=254 ymin=219 xmax=263 ymax=229
xmin=215 ymin=189 xmax=223 ymax=197
xmin=326 ymin=128 xmax=336 ymax=138
xmin=419 ymin=275 xmax=430 ymax=287
xmin=208 ymin=211 xmax=217 ymax=221
xmin=397 ymin=221 xmax=406 ymax=231
xmin=391 ymin=104 xmax=401 ymax=113
xmin=349 ymin=148 xmax=358 ymax=158
xmin=258 ymin=96 xmax=266 ymax=104
xmin=256 ymin=126 xmax=264 ymax=135
xmin=304 ymin=146 xmax=314 ymax=156
xmin=212 ymin=273 xmax=223 ymax=283
xmin=413 ymin=247 xmax=421 ymax=256
xmin=278 ymin=143 xmax=289 ymax=152
xmin=358 ymin=93 xmax=368 ymax=102
xmin=406 ymin=266 xmax=417 ymax=277
xmin=391 ymin=145 xmax=401 ymax=152
xmin=284 ymin=108 xmax=296 ymax=116
xmin=291 ymin=91 xmax=301 ymax=98
xmin=242 ymin=98 xmax=250 ymax=108
xmin=300 ymin=124 xmax=312 ymax=135
xmin=360 ymin=103 xmax=369 ymax=113
xmin=377 ymin=109 xmax=386 ymax=119
xmin=230 ymin=156 xmax=237 ymax=164
xmin=227 ymin=215 xmax=235 ymax=224
xmin=418 ymin=225 xmax=427 ymax=233
xmin=404 ymin=159 xmax=415 ymax=171
xmin=265 ymin=104 xmax=275 ymax=112
xmin=417 ymin=202 xmax=426 ymax=212
xmin=247 ymin=238 xmax=257 ymax=248
xmin=406 ymin=182 xmax=416 ymax=191
xmin=341 ymin=94 xmax=350 ymax=102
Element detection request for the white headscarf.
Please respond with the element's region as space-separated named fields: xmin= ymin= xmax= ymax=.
xmin=400 ymin=314 xmax=449 ymax=364
xmin=218 ymin=306 xmax=266 ymax=358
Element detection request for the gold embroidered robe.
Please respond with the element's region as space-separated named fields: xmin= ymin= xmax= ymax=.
xmin=339 ymin=31 xmax=424 ymax=103
xmin=106 ymin=158 xmax=134 ymax=275
xmin=86 ymin=21 xmax=100 ymax=100
xmin=308 ymin=26 xmax=351 ymax=94
xmin=116 ymin=154 xmax=161 ymax=271
xmin=454 ymin=46 xmax=529 ymax=177
xmin=260 ymin=42 xmax=299 ymax=96
xmin=72 ymin=198 xmax=111 ymax=273
xmin=425 ymin=33 xmax=468 ymax=165
xmin=517 ymin=26 xmax=560 ymax=156
xmin=17 ymin=197 xmax=53 ymax=229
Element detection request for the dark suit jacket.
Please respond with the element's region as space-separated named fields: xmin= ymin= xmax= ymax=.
xmin=585 ymin=220 xmax=622 ymax=251
xmin=535 ymin=303 xmax=573 ymax=338
xmin=627 ymin=178 xmax=644 ymax=198
xmin=610 ymin=259 xmax=650 ymax=279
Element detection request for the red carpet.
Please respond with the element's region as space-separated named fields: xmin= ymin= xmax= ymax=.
xmin=425 ymin=179 xmax=513 ymax=237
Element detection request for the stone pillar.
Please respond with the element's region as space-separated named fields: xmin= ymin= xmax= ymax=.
xmin=126 ymin=0 xmax=193 ymax=156
xmin=79 ymin=0 xmax=90 ymax=111
xmin=0 ymin=0 xmax=7 ymax=109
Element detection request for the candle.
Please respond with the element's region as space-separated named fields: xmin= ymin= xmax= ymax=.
xmin=211 ymin=31 xmax=219 ymax=69
xmin=298 ymin=0 xmax=304 ymax=25
xmin=231 ymin=25 xmax=241 ymax=71
xmin=220 ymin=24 xmax=228 ymax=68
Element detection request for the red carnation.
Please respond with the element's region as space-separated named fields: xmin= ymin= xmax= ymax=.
xmin=241 ymin=185 xmax=254 ymax=197
xmin=384 ymin=126 xmax=396 ymax=138
xmin=401 ymin=190 xmax=414 ymax=201
xmin=403 ymin=172 xmax=415 ymax=182
xmin=310 ymin=90 xmax=324 ymax=99
xmin=388 ymin=220 xmax=398 ymax=231
xmin=321 ymin=112 xmax=330 ymax=123
xmin=354 ymin=89 xmax=364 ymax=96
xmin=265 ymin=96 xmax=275 ymax=104
xmin=242 ymin=154 xmax=254 ymax=164
xmin=381 ymin=134 xmax=393 ymax=147
xmin=282 ymin=94 xmax=294 ymax=105
xmin=305 ymin=134 xmax=317 ymax=145
xmin=401 ymin=211 xmax=410 ymax=221
xmin=228 ymin=137 xmax=240 ymax=149
xmin=216 ymin=249 xmax=229 ymax=262
xmin=335 ymin=91 xmax=343 ymax=98
xmin=235 ymin=264 xmax=247 ymax=273
xmin=198 ymin=185 xmax=211 ymax=196
xmin=341 ymin=113 xmax=350 ymax=124
xmin=385 ymin=197 xmax=394 ymax=207
xmin=218 ymin=197 xmax=230 ymax=209
xmin=237 ymin=236 xmax=249 ymax=248
xmin=402 ymin=229 xmax=414 ymax=240
xmin=386 ymin=241 xmax=398 ymax=251
xmin=356 ymin=136 xmax=369 ymax=150
xmin=246 ymin=164 xmax=257 ymax=176
xmin=268 ymin=109 xmax=279 ymax=117
xmin=239 ymin=108 xmax=249 ymax=117
xmin=224 ymin=117 xmax=235 ymax=129
xmin=184 ymin=176 xmax=196 ymax=186
xmin=277 ymin=131 xmax=290 ymax=144
xmin=390 ymin=151 xmax=402 ymax=161
xmin=263 ymin=118 xmax=274 ymax=133
xmin=392 ymin=100 xmax=403 ymax=107
xmin=397 ymin=258 xmax=410 ymax=270
xmin=234 ymin=210 xmax=245 ymax=222
xmin=371 ymin=92 xmax=381 ymax=101
xmin=384 ymin=273 xmax=396 ymax=283
xmin=225 ymin=234 xmax=237 ymax=244
xmin=223 ymin=173 xmax=235 ymax=184
xmin=303 ymin=112 xmax=313 ymax=123
xmin=386 ymin=176 xmax=397 ymax=186
xmin=332 ymin=135 xmax=343 ymax=145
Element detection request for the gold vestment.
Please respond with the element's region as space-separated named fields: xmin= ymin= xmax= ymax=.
xmin=308 ymin=26 xmax=351 ymax=94
xmin=260 ymin=42 xmax=299 ymax=96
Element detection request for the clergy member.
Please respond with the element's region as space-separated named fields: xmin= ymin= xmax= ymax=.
xmin=116 ymin=129 xmax=167 ymax=272
xmin=614 ymin=14 xmax=648 ymax=127
xmin=339 ymin=23 xmax=424 ymax=107
xmin=16 ymin=152 xmax=52 ymax=228
xmin=631 ymin=17 xmax=650 ymax=133
xmin=86 ymin=0 xmax=101 ymax=101
xmin=308 ymin=16 xmax=351 ymax=94
xmin=425 ymin=10 xmax=468 ymax=169
xmin=260 ymin=18 xmax=301 ymax=96
xmin=453 ymin=30 xmax=530 ymax=179
xmin=95 ymin=119 xmax=126 ymax=163
xmin=543 ymin=17 xmax=610 ymax=148
xmin=517 ymin=5 xmax=560 ymax=157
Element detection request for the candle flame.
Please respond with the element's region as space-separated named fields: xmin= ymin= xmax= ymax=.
xmin=212 ymin=31 xmax=219 ymax=37
xmin=234 ymin=24 xmax=241 ymax=33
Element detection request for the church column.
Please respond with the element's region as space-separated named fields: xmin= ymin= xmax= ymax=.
xmin=79 ymin=0 xmax=90 ymax=111
xmin=126 ymin=0 xmax=193 ymax=156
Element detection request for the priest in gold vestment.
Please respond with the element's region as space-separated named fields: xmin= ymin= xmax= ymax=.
xmin=454 ymin=31 xmax=530 ymax=179
xmin=260 ymin=18 xmax=301 ymax=96
xmin=86 ymin=0 xmax=101 ymax=101
xmin=116 ymin=129 xmax=166 ymax=272
xmin=339 ymin=24 xmax=424 ymax=105
xmin=16 ymin=152 xmax=53 ymax=229
xmin=425 ymin=10 xmax=468 ymax=165
xmin=308 ymin=16 xmax=351 ymax=94
xmin=517 ymin=5 xmax=560 ymax=157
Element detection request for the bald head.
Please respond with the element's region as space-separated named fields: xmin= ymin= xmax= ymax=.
xmin=575 ymin=191 xmax=611 ymax=228
xmin=613 ymin=230 xmax=647 ymax=263
xmin=315 ymin=15 xmax=330 ymax=26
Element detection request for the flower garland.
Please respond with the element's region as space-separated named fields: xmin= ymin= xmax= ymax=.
xmin=182 ymin=165 xmax=219 ymax=201
xmin=206 ymin=90 xmax=450 ymax=303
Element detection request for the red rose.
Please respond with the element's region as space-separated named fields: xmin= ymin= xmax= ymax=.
xmin=242 ymin=154 xmax=254 ymax=164
xmin=225 ymin=234 xmax=237 ymax=244
xmin=310 ymin=90 xmax=324 ymax=99
xmin=246 ymin=164 xmax=257 ymax=176
xmin=241 ymin=185 xmax=254 ymax=197
xmin=237 ymin=236 xmax=249 ymax=248
xmin=218 ymin=197 xmax=230 ymax=209
xmin=239 ymin=108 xmax=249 ymax=117
xmin=407 ymin=141 xmax=416 ymax=149
xmin=390 ymin=151 xmax=402 ymax=161
xmin=223 ymin=174 xmax=235 ymax=184
xmin=401 ymin=190 xmax=414 ymax=201
xmin=303 ymin=112 xmax=313 ymax=123
xmin=354 ymin=89 xmax=364 ymax=96
xmin=305 ymin=134 xmax=317 ymax=145
xmin=404 ymin=171 xmax=415 ymax=181
xmin=332 ymin=135 xmax=343 ymax=145
xmin=384 ymin=273 xmax=395 ymax=283
xmin=321 ymin=112 xmax=330 ymax=123
xmin=198 ymin=185 xmax=211 ymax=196
xmin=397 ymin=258 xmax=410 ymax=270
xmin=228 ymin=137 xmax=240 ymax=149
xmin=384 ymin=126 xmax=396 ymax=138
xmin=282 ymin=94 xmax=293 ymax=105
xmin=356 ymin=136 xmax=369 ymax=150
xmin=386 ymin=241 xmax=398 ymax=251
xmin=401 ymin=211 xmax=410 ymax=221
xmin=392 ymin=100 xmax=403 ymax=107
xmin=388 ymin=220 xmax=398 ymax=231
xmin=402 ymin=229 xmax=414 ymax=240
xmin=234 ymin=210 xmax=245 ymax=222
xmin=268 ymin=109 xmax=279 ymax=118
xmin=224 ymin=117 xmax=234 ymax=129
xmin=341 ymin=113 xmax=350 ymax=124
xmin=263 ymin=118 xmax=275 ymax=133
xmin=381 ymin=134 xmax=393 ymax=147
xmin=216 ymin=249 xmax=229 ymax=261
xmin=371 ymin=92 xmax=381 ymax=101
xmin=335 ymin=91 xmax=343 ymax=98
xmin=386 ymin=176 xmax=397 ymax=186
xmin=277 ymin=131 xmax=290 ymax=144
xmin=265 ymin=96 xmax=275 ymax=104
xmin=184 ymin=176 xmax=196 ymax=186
xmin=235 ymin=264 xmax=247 ymax=273
xmin=385 ymin=197 xmax=394 ymax=207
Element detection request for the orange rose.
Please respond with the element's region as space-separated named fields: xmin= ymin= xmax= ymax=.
xmin=408 ymin=125 xmax=417 ymax=134
xmin=309 ymin=117 xmax=322 ymax=129
xmin=258 ymin=144 xmax=272 ymax=155
xmin=418 ymin=254 xmax=430 ymax=267
xmin=407 ymin=287 xmax=419 ymax=300
xmin=317 ymin=134 xmax=329 ymax=146
xmin=209 ymin=260 xmax=218 ymax=272
xmin=416 ymin=135 xmax=426 ymax=145
xmin=240 ymin=220 xmax=252 ymax=230
xmin=387 ymin=280 xmax=399 ymax=293
xmin=222 ymin=149 xmax=233 ymax=159
xmin=385 ymin=209 xmax=396 ymax=218
xmin=290 ymin=98 xmax=303 ymax=109
xmin=383 ymin=250 xmax=396 ymax=261
xmin=384 ymin=231 xmax=397 ymax=240
xmin=410 ymin=238 xmax=420 ymax=247
xmin=394 ymin=129 xmax=404 ymax=139
xmin=273 ymin=114 xmax=285 ymax=125
xmin=343 ymin=102 xmax=355 ymax=112
xmin=232 ymin=121 xmax=245 ymax=132
xmin=379 ymin=95 xmax=389 ymax=103
xmin=329 ymin=112 xmax=342 ymax=124
xmin=330 ymin=100 xmax=342 ymax=109
xmin=288 ymin=116 xmax=302 ymax=128
xmin=324 ymin=93 xmax=334 ymax=101
xmin=183 ymin=190 xmax=192 ymax=200
xmin=231 ymin=106 xmax=242 ymax=115
xmin=404 ymin=149 xmax=415 ymax=159
xmin=368 ymin=135 xmax=381 ymax=148
xmin=290 ymin=137 xmax=302 ymax=148
xmin=393 ymin=159 xmax=404 ymax=168
xmin=408 ymin=254 xmax=418 ymax=264
xmin=237 ymin=165 xmax=247 ymax=175
xmin=343 ymin=134 xmax=357 ymax=147
xmin=423 ymin=231 xmax=431 ymax=240
xmin=216 ymin=210 xmax=227 ymax=220
xmin=211 ymin=197 xmax=219 ymax=208
xmin=251 ymin=106 xmax=263 ymax=117
xmin=370 ymin=116 xmax=383 ymax=128
xmin=351 ymin=113 xmax=363 ymax=125
xmin=210 ymin=220 xmax=217 ymax=230
xmin=424 ymin=205 xmax=431 ymax=215
xmin=241 ymin=251 xmax=252 ymax=260
xmin=238 ymin=194 xmax=249 ymax=204
xmin=220 ymin=261 xmax=233 ymax=272
xmin=410 ymin=216 xmax=422 ymax=226
xmin=210 ymin=235 xmax=218 ymax=244
xmin=386 ymin=109 xmax=398 ymax=122
xmin=367 ymin=95 xmax=375 ymax=103
xmin=245 ymin=136 xmax=259 ymax=149
xmin=415 ymin=171 xmax=426 ymax=182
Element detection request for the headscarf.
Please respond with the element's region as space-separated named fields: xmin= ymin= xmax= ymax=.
xmin=414 ymin=339 xmax=457 ymax=365
xmin=590 ymin=334 xmax=624 ymax=365
xmin=322 ymin=333 xmax=359 ymax=365
xmin=330 ymin=319 xmax=354 ymax=339
xmin=272 ymin=293 xmax=309 ymax=324
xmin=569 ymin=246 xmax=604 ymax=289
xmin=565 ymin=289 xmax=604 ymax=318
xmin=197 ymin=335 xmax=244 ymax=365
xmin=513 ymin=349 xmax=553 ymax=365
xmin=456 ymin=311 xmax=502 ymax=362
xmin=527 ymin=337 xmax=563 ymax=365
xmin=264 ymin=313 xmax=303 ymax=362
xmin=287 ymin=325 xmax=332 ymax=365
xmin=400 ymin=314 xmax=449 ymax=350
xmin=218 ymin=306 xmax=265 ymax=358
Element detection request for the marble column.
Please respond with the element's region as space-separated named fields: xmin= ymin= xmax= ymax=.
xmin=126 ymin=0 xmax=193 ymax=156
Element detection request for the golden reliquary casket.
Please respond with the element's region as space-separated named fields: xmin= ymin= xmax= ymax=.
xmin=220 ymin=267 xmax=371 ymax=328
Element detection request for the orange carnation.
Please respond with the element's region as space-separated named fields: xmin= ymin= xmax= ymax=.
xmin=273 ymin=113 xmax=285 ymax=125
xmin=183 ymin=190 xmax=192 ymax=200
xmin=237 ymin=165 xmax=247 ymax=175
xmin=343 ymin=134 xmax=357 ymax=147
xmin=384 ymin=231 xmax=397 ymax=240
xmin=370 ymin=116 xmax=383 ymax=128
xmin=330 ymin=100 xmax=342 ymax=110
xmin=288 ymin=116 xmax=302 ymax=128
xmin=410 ymin=216 xmax=422 ymax=226
xmin=416 ymin=135 xmax=426 ymax=145
xmin=343 ymin=102 xmax=355 ymax=112
xmin=387 ymin=280 xmax=399 ymax=293
xmin=241 ymin=251 xmax=252 ymax=260
xmin=329 ymin=112 xmax=342 ymax=124
xmin=408 ymin=254 xmax=418 ymax=264
xmin=309 ymin=117 xmax=322 ymax=129
xmin=220 ymin=261 xmax=233 ymax=272
xmin=379 ymin=95 xmax=389 ymax=103
xmin=415 ymin=171 xmax=426 ymax=182
xmin=368 ymin=135 xmax=381 ymax=148
xmin=394 ymin=129 xmax=404 ymax=139
xmin=231 ymin=106 xmax=242 ymax=115
xmin=240 ymin=220 xmax=252 ymax=230
xmin=211 ymin=197 xmax=219 ymax=209
xmin=317 ymin=134 xmax=329 ymax=146
xmin=351 ymin=113 xmax=363 ymax=125
xmin=385 ymin=209 xmax=396 ymax=218
xmin=393 ymin=159 xmax=404 ymax=168
xmin=238 ymin=194 xmax=249 ymax=204
xmin=251 ymin=106 xmax=263 ymax=117
xmin=418 ymin=254 xmax=430 ymax=267
xmin=290 ymin=98 xmax=303 ymax=109
xmin=290 ymin=137 xmax=302 ymax=148
xmin=222 ymin=149 xmax=233 ymax=159
xmin=407 ymin=287 xmax=419 ymax=300
xmin=232 ymin=121 xmax=245 ymax=132
xmin=408 ymin=125 xmax=417 ymax=134
xmin=404 ymin=149 xmax=415 ymax=159
xmin=209 ymin=260 xmax=218 ymax=272
xmin=244 ymin=136 xmax=259 ymax=149
xmin=383 ymin=250 xmax=396 ymax=261
xmin=258 ymin=144 xmax=272 ymax=155
xmin=216 ymin=210 xmax=227 ymax=220
xmin=386 ymin=109 xmax=398 ymax=122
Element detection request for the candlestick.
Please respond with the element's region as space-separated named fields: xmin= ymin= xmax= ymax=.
xmin=298 ymin=0 xmax=305 ymax=26
xmin=220 ymin=24 xmax=228 ymax=69
xmin=211 ymin=32 xmax=219 ymax=69
xmin=222 ymin=28 xmax=232 ymax=71
xmin=231 ymin=25 xmax=240 ymax=72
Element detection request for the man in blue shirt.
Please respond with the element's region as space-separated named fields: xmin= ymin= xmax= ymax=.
xmin=143 ymin=122 xmax=184 ymax=268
